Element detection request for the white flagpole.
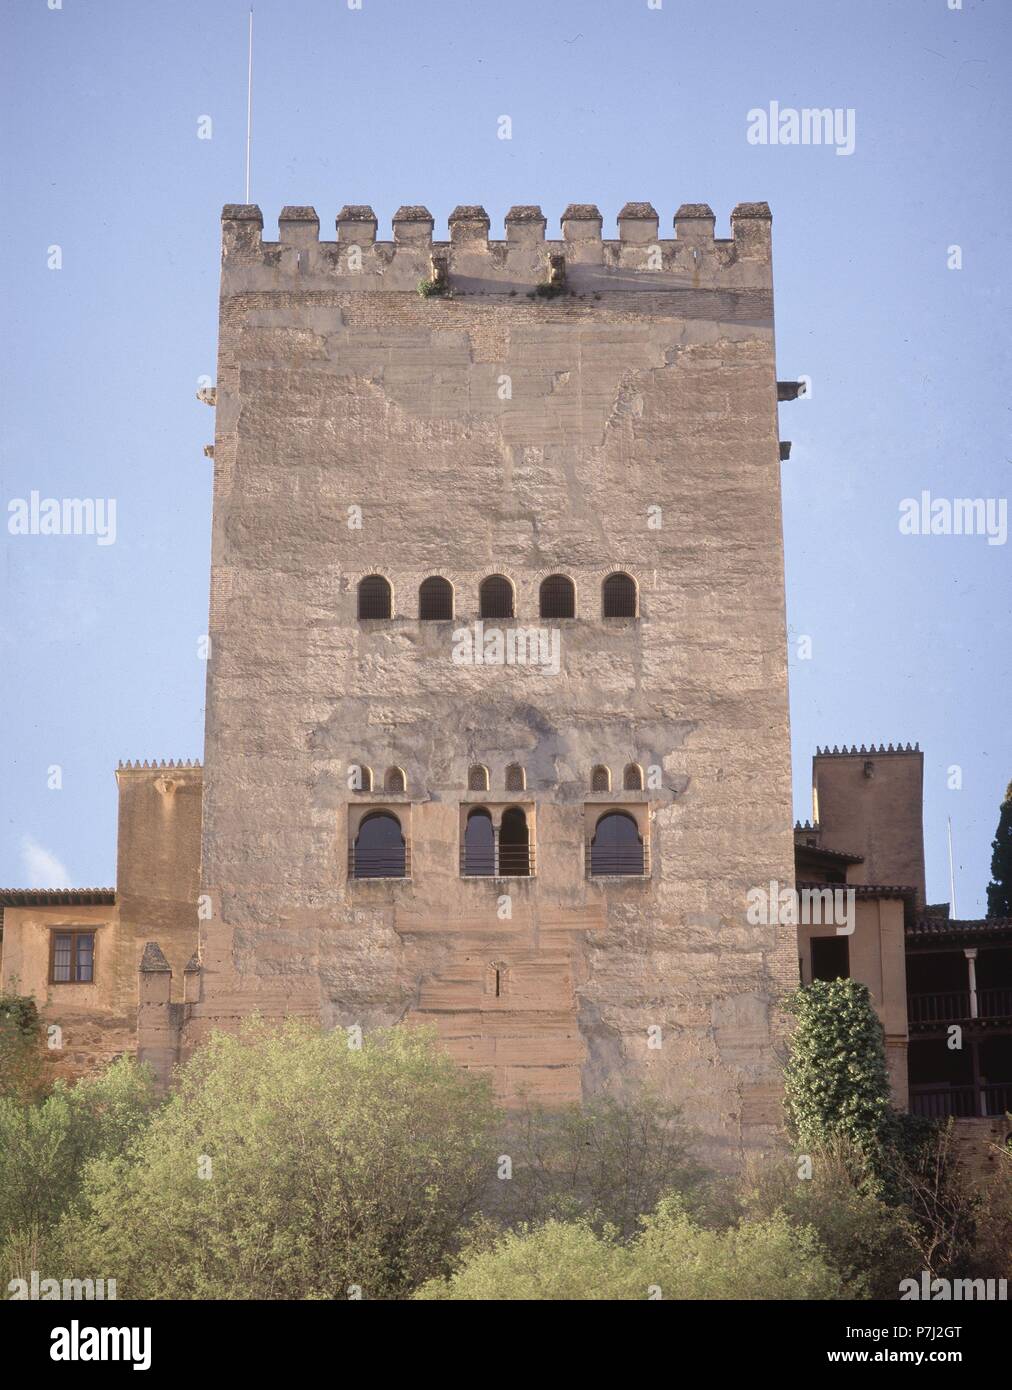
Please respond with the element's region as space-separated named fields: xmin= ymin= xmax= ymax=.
xmin=244 ymin=10 xmax=253 ymax=204
xmin=947 ymin=816 xmax=958 ymax=919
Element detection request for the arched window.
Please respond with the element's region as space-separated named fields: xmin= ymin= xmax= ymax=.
xmin=353 ymin=811 xmax=406 ymax=878
xmin=419 ymin=576 xmax=453 ymax=621
xmin=539 ymin=574 xmax=575 ymax=620
xmin=505 ymin=762 xmax=526 ymax=792
xmin=602 ymin=572 xmax=637 ymax=618
xmin=479 ymin=574 xmax=514 ymax=620
xmin=358 ymin=574 xmax=392 ymax=620
xmin=384 ymin=766 xmax=406 ymax=794
xmin=463 ymin=808 xmax=495 ymax=876
xmin=468 ymin=764 xmax=490 ymax=792
xmin=591 ymin=765 xmax=611 ymax=792
xmin=623 ymin=763 xmax=644 ymax=791
xmin=351 ymin=764 xmax=373 ymax=793
xmin=590 ymin=811 xmax=644 ymax=876
xmin=499 ymin=807 xmax=531 ymax=877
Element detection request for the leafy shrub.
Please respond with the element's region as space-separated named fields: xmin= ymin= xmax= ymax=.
xmin=0 ymin=1058 xmax=157 ymax=1239
xmin=736 ymin=1141 xmax=920 ymax=1298
xmin=0 ymin=992 xmax=49 ymax=1103
xmin=784 ymin=979 xmax=893 ymax=1159
xmin=62 ymin=1022 xmax=498 ymax=1300
xmin=416 ymin=1199 xmax=847 ymax=1301
xmin=491 ymin=1092 xmax=707 ymax=1237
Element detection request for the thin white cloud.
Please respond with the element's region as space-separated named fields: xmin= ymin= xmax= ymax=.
xmin=20 ymin=835 xmax=72 ymax=889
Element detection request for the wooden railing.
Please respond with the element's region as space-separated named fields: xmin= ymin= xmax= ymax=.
xmin=908 ymin=988 xmax=1012 ymax=1024
xmin=910 ymin=1083 xmax=1012 ymax=1119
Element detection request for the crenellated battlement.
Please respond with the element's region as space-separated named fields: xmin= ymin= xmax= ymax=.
xmin=220 ymin=201 xmax=773 ymax=294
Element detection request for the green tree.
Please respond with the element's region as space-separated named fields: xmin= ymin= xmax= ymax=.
xmin=62 ymin=1021 xmax=498 ymax=1300
xmin=986 ymin=780 xmax=1012 ymax=917
xmin=0 ymin=1057 xmax=157 ymax=1239
xmin=784 ymin=979 xmax=892 ymax=1160
xmin=491 ymin=1092 xmax=706 ymax=1237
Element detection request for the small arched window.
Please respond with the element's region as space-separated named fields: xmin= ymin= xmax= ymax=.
xmin=358 ymin=574 xmax=392 ymax=620
xmin=499 ymin=806 xmax=531 ymax=877
xmin=463 ymin=808 xmax=495 ymax=876
xmin=419 ymin=576 xmax=453 ymax=621
xmin=505 ymin=763 xmax=526 ymax=792
xmin=591 ymin=765 xmax=611 ymax=793
xmin=590 ymin=811 xmax=644 ymax=876
xmin=352 ymin=764 xmax=373 ymax=793
xmin=623 ymin=763 xmax=644 ymax=791
xmin=479 ymin=574 xmax=514 ymax=620
xmin=384 ymin=766 xmax=406 ymax=794
xmin=539 ymin=574 xmax=575 ymax=620
xmin=353 ymin=811 xmax=406 ymax=878
xmin=602 ymin=572 xmax=637 ymax=619
xmin=468 ymin=764 xmax=490 ymax=792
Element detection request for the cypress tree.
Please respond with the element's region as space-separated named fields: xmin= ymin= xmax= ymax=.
xmin=986 ymin=780 xmax=1012 ymax=917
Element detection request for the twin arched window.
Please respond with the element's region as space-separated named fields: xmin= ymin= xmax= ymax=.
xmin=463 ymin=806 xmax=531 ymax=877
xmin=591 ymin=763 xmax=644 ymax=792
xmin=357 ymin=572 xmax=637 ymax=621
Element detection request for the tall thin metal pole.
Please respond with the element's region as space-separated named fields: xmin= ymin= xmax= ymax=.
xmin=244 ymin=10 xmax=253 ymax=204
xmin=947 ymin=816 xmax=958 ymax=920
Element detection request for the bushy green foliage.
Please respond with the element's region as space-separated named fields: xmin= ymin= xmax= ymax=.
xmin=62 ymin=1022 xmax=498 ymax=1300
xmin=491 ymin=1092 xmax=707 ymax=1236
xmin=0 ymin=1058 xmax=157 ymax=1287
xmin=784 ymin=979 xmax=893 ymax=1158
xmin=416 ymin=1199 xmax=847 ymax=1301
xmin=0 ymin=992 xmax=49 ymax=1102
xmin=0 ymin=1058 xmax=157 ymax=1236
xmin=737 ymin=1142 xmax=920 ymax=1298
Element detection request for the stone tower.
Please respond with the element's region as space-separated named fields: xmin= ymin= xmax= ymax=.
xmin=185 ymin=198 xmax=797 ymax=1162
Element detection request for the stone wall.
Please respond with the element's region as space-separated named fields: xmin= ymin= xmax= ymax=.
xmin=190 ymin=200 xmax=797 ymax=1164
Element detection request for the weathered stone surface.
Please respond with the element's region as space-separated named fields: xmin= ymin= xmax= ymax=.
xmin=192 ymin=202 xmax=797 ymax=1165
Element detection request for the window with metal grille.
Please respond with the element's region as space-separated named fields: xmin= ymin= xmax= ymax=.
xmin=539 ymin=574 xmax=575 ymax=619
xmin=352 ymin=811 xmax=406 ymax=878
xmin=505 ymin=763 xmax=525 ymax=792
xmin=468 ymin=764 xmax=490 ymax=791
xmin=623 ymin=763 xmax=644 ymax=791
xmin=351 ymin=764 xmax=373 ymax=793
xmin=50 ymin=930 xmax=95 ymax=983
xmin=602 ymin=572 xmax=637 ymax=618
xmin=463 ymin=808 xmax=495 ymax=876
xmin=419 ymin=576 xmax=453 ymax=621
xmin=590 ymin=811 xmax=644 ymax=876
xmin=498 ymin=807 xmax=531 ymax=877
xmin=384 ymin=767 xmax=406 ymax=793
xmin=591 ymin=765 xmax=611 ymax=792
xmin=358 ymin=574 xmax=392 ymax=620
xmin=479 ymin=574 xmax=514 ymax=619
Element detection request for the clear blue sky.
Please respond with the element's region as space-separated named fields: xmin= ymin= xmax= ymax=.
xmin=1 ymin=0 xmax=1009 ymax=913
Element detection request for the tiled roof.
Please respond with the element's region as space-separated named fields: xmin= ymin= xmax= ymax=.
xmin=0 ymin=888 xmax=115 ymax=930
xmin=796 ymin=881 xmax=916 ymax=900
xmin=795 ymin=844 xmax=865 ymax=864
xmin=907 ymin=916 xmax=1012 ymax=939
